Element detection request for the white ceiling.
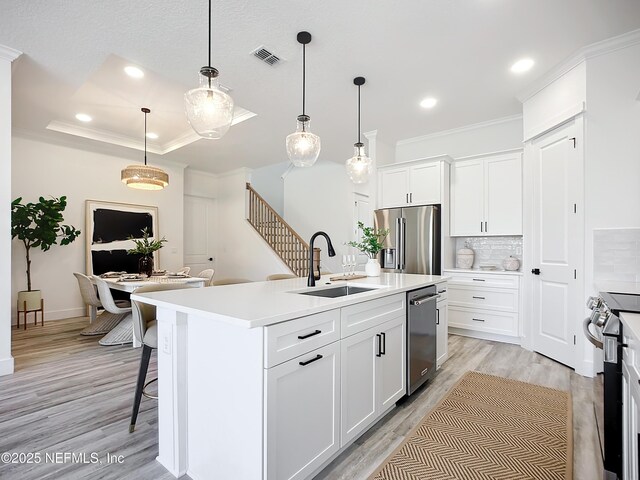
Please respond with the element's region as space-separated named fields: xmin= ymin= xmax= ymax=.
xmin=2 ymin=0 xmax=640 ymax=174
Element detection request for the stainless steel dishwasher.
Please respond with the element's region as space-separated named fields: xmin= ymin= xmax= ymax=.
xmin=407 ymin=285 xmax=438 ymax=395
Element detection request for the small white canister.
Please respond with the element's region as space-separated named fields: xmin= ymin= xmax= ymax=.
xmin=502 ymin=256 xmax=521 ymax=271
xmin=456 ymin=246 xmax=475 ymax=269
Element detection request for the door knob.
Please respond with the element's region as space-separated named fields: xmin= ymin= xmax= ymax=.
xmin=531 ymin=268 xmax=541 ymax=275
xmin=208 ymin=257 xmax=213 ymax=261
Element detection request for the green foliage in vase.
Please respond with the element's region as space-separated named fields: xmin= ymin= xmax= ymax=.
xmin=347 ymin=222 xmax=390 ymax=259
xmin=127 ymin=227 xmax=167 ymax=256
xmin=11 ymin=196 xmax=81 ymax=291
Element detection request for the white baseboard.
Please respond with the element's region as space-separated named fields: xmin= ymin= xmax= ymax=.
xmin=11 ymin=307 xmax=86 ymax=325
xmin=449 ymin=327 xmax=521 ymax=345
xmin=0 ymin=356 xmax=14 ymax=376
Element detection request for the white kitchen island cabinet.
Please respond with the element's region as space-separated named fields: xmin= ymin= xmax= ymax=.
xmin=132 ymin=273 xmax=447 ymax=480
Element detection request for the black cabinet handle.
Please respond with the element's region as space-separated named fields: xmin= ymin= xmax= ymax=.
xmin=299 ymin=354 xmax=323 ymax=366
xmin=436 ymin=308 xmax=440 ymax=325
xmin=472 ymin=278 xmax=485 ymax=282
xmin=472 ymin=318 xmax=485 ymax=322
xmin=480 ymin=222 xmax=483 ymax=233
xmin=298 ymin=329 xmax=321 ymax=340
xmin=531 ymin=268 xmax=541 ymax=275
xmin=472 ymin=296 xmax=486 ymax=300
xmin=381 ymin=332 xmax=386 ymax=355
xmin=376 ymin=334 xmax=382 ymax=357
xmin=485 ymin=221 xmax=488 ymax=232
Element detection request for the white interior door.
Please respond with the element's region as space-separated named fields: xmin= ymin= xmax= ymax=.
xmin=353 ymin=193 xmax=371 ymax=269
xmin=530 ymin=121 xmax=581 ymax=368
xmin=184 ymin=195 xmax=216 ymax=275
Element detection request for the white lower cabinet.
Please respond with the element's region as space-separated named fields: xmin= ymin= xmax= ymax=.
xmin=341 ymin=315 xmax=406 ymax=447
xmin=265 ymin=341 xmax=341 ymax=480
xmin=436 ymin=296 xmax=448 ymax=369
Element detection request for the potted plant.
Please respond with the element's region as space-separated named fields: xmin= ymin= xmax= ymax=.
xmin=11 ymin=196 xmax=81 ymax=311
xmin=347 ymin=222 xmax=389 ymax=277
xmin=127 ymin=227 xmax=167 ymax=277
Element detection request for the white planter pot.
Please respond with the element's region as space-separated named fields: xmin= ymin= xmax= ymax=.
xmin=17 ymin=290 xmax=42 ymax=311
xmin=365 ymin=258 xmax=381 ymax=277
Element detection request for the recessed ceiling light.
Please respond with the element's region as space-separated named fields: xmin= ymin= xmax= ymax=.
xmin=420 ymin=97 xmax=438 ymax=109
xmin=75 ymin=113 xmax=92 ymax=122
xmin=146 ymin=132 xmax=159 ymax=139
xmin=124 ymin=66 xmax=144 ymax=78
xmin=510 ymin=58 xmax=535 ymax=74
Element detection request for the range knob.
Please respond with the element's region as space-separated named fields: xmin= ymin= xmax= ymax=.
xmin=595 ymin=308 xmax=610 ymax=328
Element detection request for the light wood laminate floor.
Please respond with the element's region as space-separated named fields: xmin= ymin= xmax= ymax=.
xmin=0 ymin=318 xmax=603 ymax=480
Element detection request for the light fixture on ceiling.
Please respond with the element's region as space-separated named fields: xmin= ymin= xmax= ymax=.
xmin=121 ymin=108 xmax=169 ymax=190
xmin=286 ymin=31 xmax=321 ymax=168
xmin=510 ymin=58 xmax=535 ymax=74
xmin=346 ymin=77 xmax=372 ymax=184
xmin=420 ymin=97 xmax=438 ymax=109
xmin=184 ymin=0 xmax=234 ymax=139
xmin=75 ymin=113 xmax=92 ymax=122
xmin=146 ymin=132 xmax=159 ymax=139
xmin=124 ymin=66 xmax=145 ymax=78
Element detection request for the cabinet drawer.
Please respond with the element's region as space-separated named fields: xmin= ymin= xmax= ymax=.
xmin=448 ymin=285 xmax=518 ymax=312
xmin=341 ymin=293 xmax=405 ymax=338
xmin=444 ymin=271 xmax=520 ymax=290
xmin=449 ymin=307 xmax=518 ymax=337
xmin=436 ymin=282 xmax=448 ymax=300
xmin=265 ymin=310 xmax=340 ymax=368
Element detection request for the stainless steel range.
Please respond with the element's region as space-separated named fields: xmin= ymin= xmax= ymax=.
xmin=584 ymin=292 xmax=637 ymax=480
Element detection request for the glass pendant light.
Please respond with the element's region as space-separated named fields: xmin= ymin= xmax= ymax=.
xmin=286 ymin=31 xmax=321 ymax=167
xmin=121 ymin=108 xmax=169 ymax=190
xmin=346 ymin=76 xmax=372 ymax=184
xmin=184 ymin=0 xmax=234 ymax=139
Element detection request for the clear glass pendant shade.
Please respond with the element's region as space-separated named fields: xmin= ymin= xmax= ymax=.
xmin=345 ymin=143 xmax=372 ymax=184
xmin=184 ymin=71 xmax=234 ymax=139
xmin=286 ymin=116 xmax=321 ymax=167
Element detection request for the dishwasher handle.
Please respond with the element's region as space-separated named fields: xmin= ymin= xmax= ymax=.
xmin=410 ymin=293 xmax=440 ymax=306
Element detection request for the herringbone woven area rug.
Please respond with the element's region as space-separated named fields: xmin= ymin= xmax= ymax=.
xmin=370 ymin=371 xmax=572 ymax=480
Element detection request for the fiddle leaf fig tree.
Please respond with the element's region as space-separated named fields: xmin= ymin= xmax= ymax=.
xmin=11 ymin=196 xmax=81 ymax=292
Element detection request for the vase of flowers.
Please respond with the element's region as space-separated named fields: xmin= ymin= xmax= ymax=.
xmin=127 ymin=227 xmax=167 ymax=277
xmin=347 ymin=222 xmax=389 ymax=277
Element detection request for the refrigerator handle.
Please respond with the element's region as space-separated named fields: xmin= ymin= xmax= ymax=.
xmin=395 ymin=217 xmax=402 ymax=270
xmin=400 ymin=217 xmax=406 ymax=270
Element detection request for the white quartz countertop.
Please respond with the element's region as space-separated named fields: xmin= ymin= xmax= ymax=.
xmin=444 ymin=268 xmax=523 ymax=276
xmin=131 ymin=273 xmax=448 ymax=329
xmin=621 ymin=312 xmax=640 ymax=342
xmin=596 ymin=281 xmax=640 ymax=295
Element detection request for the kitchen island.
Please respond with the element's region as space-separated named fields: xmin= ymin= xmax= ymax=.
xmin=132 ymin=273 xmax=447 ymax=480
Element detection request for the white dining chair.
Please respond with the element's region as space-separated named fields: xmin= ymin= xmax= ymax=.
xmin=196 ymin=268 xmax=215 ymax=286
xmin=266 ymin=273 xmax=297 ymax=281
xmin=129 ymin=283 xmax=195 ymax=433
xmin=177 ymin=266 xmax=191 ymax=275
xmin=93 ymin=276 xmax=134 ymax=346
xmin=74 ymin=273 xmax=131 ymax=336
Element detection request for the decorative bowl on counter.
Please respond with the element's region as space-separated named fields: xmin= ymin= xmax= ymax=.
xmin=502 ymin=256 xmax=521 ymax=271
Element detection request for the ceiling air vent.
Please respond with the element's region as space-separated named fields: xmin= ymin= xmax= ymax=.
xmin=251 ymin=46 xmax=282 ymax=67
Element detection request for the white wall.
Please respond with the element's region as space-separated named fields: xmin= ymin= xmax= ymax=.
xmin=1 ymin=46 xmax=20 ymax=376
xmin=215 ymin=168 xmax=290 ymax=281
xmin=11 ymin=136 xmax=186 ymax=323
xmin=284 ymin=160 xmax=372 ymax=274
xmin=584 ymin=43 xmax=640 ymax=293
xmin=250 ymin=162 xmax=288 ymax=216
xmin=184 ymin=168 xmax=218 ymax=198
xmin=395 ymin=115 xmax=523 ymax=162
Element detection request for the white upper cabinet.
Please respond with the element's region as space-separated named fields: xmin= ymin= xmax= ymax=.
xmin=451 ymin=150 xmax=522 ymax=236
xmin=378 ymin=156 xmax=451 ymax=208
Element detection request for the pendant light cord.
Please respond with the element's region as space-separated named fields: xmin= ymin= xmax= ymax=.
xmin=302 ymin=43 xmax=306 ymax=117
xmin=144 ymin=110 xmax=148 ymax=166
xmin=208 ymin=0 xmax=212 ymax=67
xmin=357 ymin=84 xmax=361 ymax=144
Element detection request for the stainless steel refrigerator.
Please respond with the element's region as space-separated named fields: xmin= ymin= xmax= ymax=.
xmin=373 ymin=205 xmax=441 ymax=275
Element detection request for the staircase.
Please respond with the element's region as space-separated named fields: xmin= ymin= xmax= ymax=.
xmin=246 ymin=183 xmax=310 ymax=277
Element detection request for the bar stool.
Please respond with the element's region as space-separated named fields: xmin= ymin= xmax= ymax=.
xmin=129 ymin=283 xmax=195 ymax=433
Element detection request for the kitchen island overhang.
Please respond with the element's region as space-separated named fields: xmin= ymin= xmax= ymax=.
xmin=132 ymin=273 xmax=448 ymax=480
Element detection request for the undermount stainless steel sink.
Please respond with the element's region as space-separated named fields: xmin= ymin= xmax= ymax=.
xmin=297 ymin=285 xmax=377 ymax=298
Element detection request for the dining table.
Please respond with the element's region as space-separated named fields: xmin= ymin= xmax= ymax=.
xmin=92 ymin=275 xmax=207 ymax=347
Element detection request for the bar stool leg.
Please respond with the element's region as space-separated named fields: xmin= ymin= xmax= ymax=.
xmin=129 ymin=344 xmax=153 ymax=433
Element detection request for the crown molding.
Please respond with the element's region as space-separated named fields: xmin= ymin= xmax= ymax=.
xmin=0 ymin=44 xmax=21 ymax=62
xmin=452 ymin=147 xmax=524 ymax=162
xmin=363 ymin=130 xmax=378 ymax=141
xmin=517 ymin=28 xmax=640 ymax=103
xmin=379 ymin=153 xmax=454 ymax=171
xmin=396 ymin=114 xmax=522 ymax=147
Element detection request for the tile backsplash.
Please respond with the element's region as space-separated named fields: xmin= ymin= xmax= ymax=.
xmin=594 ymin=228 xmax=640 ymax=283
xmin=455 ymin=236 xmax=523 ymax=269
